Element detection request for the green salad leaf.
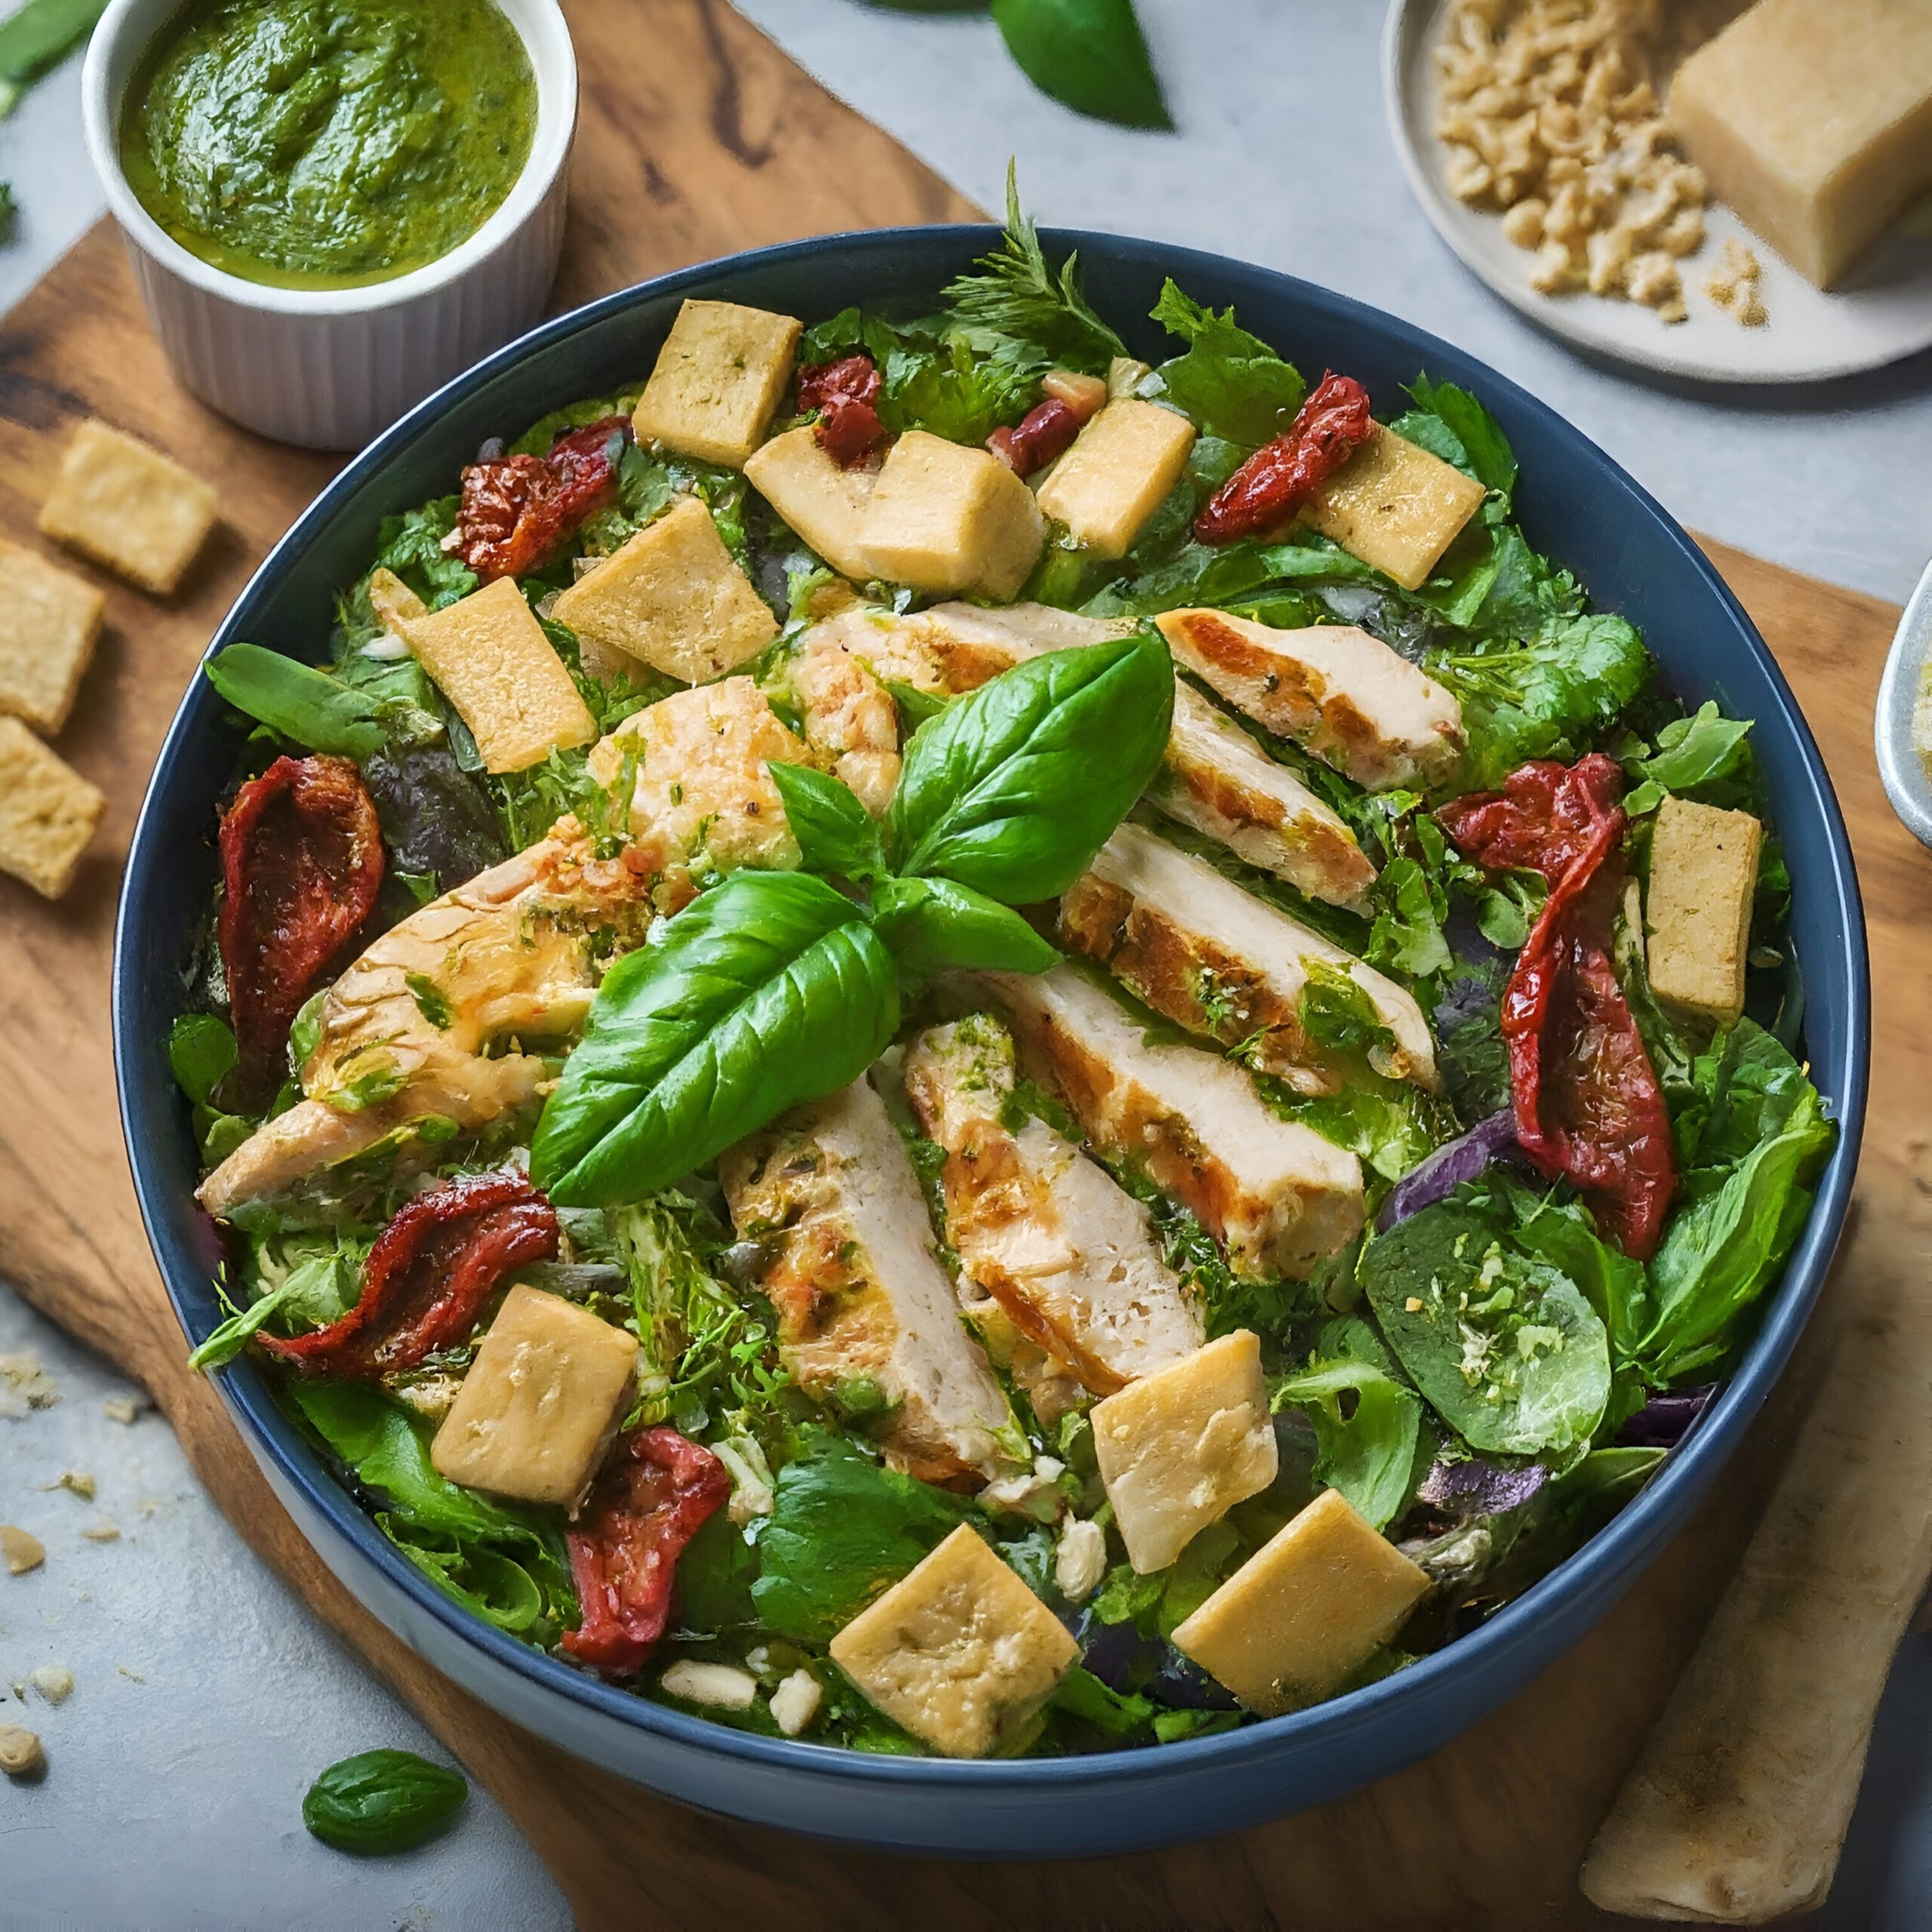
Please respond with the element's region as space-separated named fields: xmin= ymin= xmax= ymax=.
xmin=1623 ymin=701 xmax=1755 ymax=816
xmin=750 ymin=1430 xmax=967 ymax=1642
xmin=372 ymin=497 xmax=477 ymax=610
xmin=533 ymin=871 xmax=900 ymax=1206
xmin=888 ymin=628 xmax=1174 ymax=900
xmin=1390 ymin=376 xmax=1518 ymax=503
xmin=1271 ymin=1321 xmax=1421 ymax=1531
xmin=302 ymin=1749 xmax=468 ymax=1856
xmin=205 ymin=645 xmax=386 ymax=761
xmin=1148 ymin=279 xmax=1304 ymax=447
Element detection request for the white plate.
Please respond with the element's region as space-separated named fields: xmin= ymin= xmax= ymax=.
xmin=1875 ymin=559 xmax=1932 ymax=851
xmin=1383 ymin=0 xmax=1932 ymax=384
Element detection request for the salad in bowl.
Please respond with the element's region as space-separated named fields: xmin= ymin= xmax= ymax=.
xmin=168 ymin=193 xmax=1836 ymax=1764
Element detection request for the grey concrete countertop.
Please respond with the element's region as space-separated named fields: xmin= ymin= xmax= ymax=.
xmin=2 ymin=5 xmax=1928 ymax=1927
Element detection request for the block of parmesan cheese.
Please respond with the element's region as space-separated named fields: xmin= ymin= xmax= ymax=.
xmin=1671 ymin=0 xmax=1932 ymax=289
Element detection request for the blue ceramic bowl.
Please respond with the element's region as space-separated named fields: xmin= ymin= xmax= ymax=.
xmin=113 ymin=228 xmax=1869 ymax=1856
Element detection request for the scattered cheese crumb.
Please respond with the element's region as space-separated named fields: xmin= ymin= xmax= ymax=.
xmin=769 ymin=1669 xmax=823 ymax=1737
xmin=659 ymin=1660 xmax=759 ymax=1710
xmin=1054 ymin=1518 xmax=1109 ymax=1604
xmin=0 ymin=1352 xmax=60 ymax=1416
xmin=47 ymin=1470 xmax=95 ymax=1500
xmin=2 ymin=1525 xmax=45 ymax=1574
xmin=101 ymin=1397 xmax=146 ymax=1426
xmin=29 ymin=1666 xmax=72 ymax=1706
xmin=0 ymin=1724 xmax=44 ymax=1777
xmin=1405 ymin=1297 xmax=1425 ymax=1313
xmin=81 ymin=1522 xmax=120 ymax=1543
xmin=117 ymin=1666 xmax=146 ymax=1684
xmin=1704 ymin=237 xmax=1768 ymax=325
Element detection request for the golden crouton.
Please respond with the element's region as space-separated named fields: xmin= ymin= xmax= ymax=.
xmin=365 ymin=566 xmax=427 ymax=634
xmin=1645 ymin=794 xmax=1763 ymax=1023
xmin=632 ymin=298 xmax=802 ymax=469
xmin=743 ymin=425 xmax=878 ymax=581
xmin=1035 ymin=400 xmax=1197 ymax=560
xmin=551 ymin=497 xmax=778 ymax=685
xmin=829 ymin=1523 xmax=1078 ymax=1758
xmin=0 ymin=715 xmax=105 ymax=899
xmin=401 ymin=575 xmax=596 ymax=774
xmin=430 ymin=1285 xmax=639 ymax=1509
xmin=37 ymin=420 xmax=218 ymax=595
xmin=0 ymin=539 xmax=105 ymax=734
xmin=858 ymin=431 xmax=1046 ymax=600
xmin=1172 ymin=1487 xmax=1430 ymax=1715
xmin=1300 ymin=426 xmax=1486 ymax=592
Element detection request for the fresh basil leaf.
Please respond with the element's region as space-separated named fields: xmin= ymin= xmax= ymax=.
xmin=531 ymin=871 xmax=900 ymax=1206
xmin=1362 ymin=1202 xmax=1611 ymax=1458
xmin=1270 ymin=1354 xmax=1421 ymax=1531
xmin=869 ymin=875 xmax=1059 ymax=974
xmin=1149 ymin=279 xmax=1304 ymax=448
xmin=302 ymin=1749 xmax=468 ymax=1856
xmin=168 ymin=1012 xmax=238 ymax=1109
xmin=766 ymin=763 xmax=886 ymax=881
xmin=992 ymin=0 xmax=1171 ymax=130
xmin=0 ymin=0 xmax=106 ymax=88
xmin=888 ymin=629 xmax=1173 ymax=902
xmin=206 ymin=645 xmax=386 ymax=761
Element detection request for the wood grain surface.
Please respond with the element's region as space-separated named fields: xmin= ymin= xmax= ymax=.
xmin=2 ymin=3 xmax=1926 ymax=1925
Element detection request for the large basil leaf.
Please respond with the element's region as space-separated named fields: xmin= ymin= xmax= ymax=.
xmin=205 ymin=644 xmax=386 ymax=761
xmin=990 ymin=0 xmax=1172 ymax=131
xmin=887 ymin=629 xmax=1173 ymax=902
xmin=870 ymin=876 xmax=1058 ymax=974
xmin=531 ymin=871 xmax=900 ymax=1205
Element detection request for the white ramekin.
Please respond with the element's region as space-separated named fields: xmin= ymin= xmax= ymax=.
xmin=82 ymin=0 xmax=577 ymax=451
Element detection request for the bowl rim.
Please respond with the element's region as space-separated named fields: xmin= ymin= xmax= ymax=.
xmin=81 ymin=0 xmax=577 ymax=317
xmin=113 ymin=223 xmax=1871 ymax=1798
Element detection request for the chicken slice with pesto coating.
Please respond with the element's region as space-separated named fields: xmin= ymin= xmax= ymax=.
xmin=1060 ymin=823 xmax=1438 ymax=1095
xmin=903 ymin=1016 xmax=1204 ymax=1410
xmin=720 ymin=1077 xmax=1026 ymax=1487
xmin=977 ymin=964 xmax=1364 ymax=1282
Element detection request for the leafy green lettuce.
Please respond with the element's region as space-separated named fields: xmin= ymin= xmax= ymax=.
xmin=1146 ymin=279 xmax=1305 ymax=447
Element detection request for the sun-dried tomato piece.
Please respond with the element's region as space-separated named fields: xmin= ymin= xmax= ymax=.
xmin=259 ymin=1171 xmax=560 ymax=1377
xmin=563 ymin=1426 xmax=732 ymax=1675
xmin=1439 ymin=753 xmax=1676 ymax=1260
xmin=218 ymin=754 xmax=383 ymax=1103
xmin=797 ymin=355 xmax=886 ymax=467
xmin=1194 ymin=371 xmax=1377 ymax=544
xmin=454 ymin=414 xmax=630 ymax=580
xmin=988 ymin=395 xmax=1081 ymax=479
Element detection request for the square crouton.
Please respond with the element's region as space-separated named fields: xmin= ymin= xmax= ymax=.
xmin=632 ymin=298 xmax=803 ymax=469
xmin=1645 ymin=795 xmax=1764 ymax=1023
xmin=401 ymin=575 xmax=596 ymax=774
xmin=743 ymin=425 xmax=878 ymax=582
xmin=0 ymin=715 xmax=105 ymax=899
xmin=0 ymin=539 xmax=105 ymax=734
xmin=1091 ymin=1331 xmax=1278 ymax=1574
xmin=1171 ymin=1487 xmax=1430 ymax=1715
xmin=1300 ymin=426 xmax=1486 ymax=592
xmin=37 ymin=420 xmax=218 ymax=595
xmin=1035 ymin=400 xmax=1197 ymax=561
xmin=430 ymin=1285 xmax=639 ymax=1509
xmin=857 ymin=430 xmax=1046 ymax=600
xmin=828 ymin=1523 xmax=1078 ymax=1758
xmin=551 ymin=496 xmax=778 ymax=685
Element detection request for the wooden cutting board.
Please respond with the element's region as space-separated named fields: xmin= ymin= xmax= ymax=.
xmin=3 ymin=3 xmax=1927 ymax=1924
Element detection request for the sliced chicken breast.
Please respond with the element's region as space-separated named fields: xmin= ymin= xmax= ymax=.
xmin=1061 ymin=823 xmax=1438 ymax=1095
xmin=1155 ymin=608 xmax=1464 ymax=792
xmin=903 ymin=1017 xmax=1204 ymax=1408
xmin=720 ymin=1077 xmax=1025 ymax=1487
xmin=976 ymin=964 xmax=1365 ymax=1282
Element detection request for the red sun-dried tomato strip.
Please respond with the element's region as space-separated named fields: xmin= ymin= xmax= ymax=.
xmin=1194 ymin=371 xmax=1377 ymax=544
xmin=258 ymin=1172 xmax=560 ymax=1377
xmin=563 ymin=1426 xmax=732 ymax=1675
xmin=1438 ymin=753 xmax=1676 ymax=1260
xmin=218 ymin=753 xmax=383 ymax=1103
xmin=454 ymin=414 xmax=631 ymax=580
xmin=797 ymin=354 xmax=887 ymax=467
xmin=988 ymin=395 xmax=1082 ymax=479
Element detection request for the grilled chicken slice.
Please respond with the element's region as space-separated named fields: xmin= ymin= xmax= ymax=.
xmin=809 ymin=601 xmax=1375 ymax=905
xmin=903 ymin=1017 xmax=1204 ymax=1413
xmin=768 ymin=632 xmax=901 ymax=817
xmin=977 ymin=965 xmax=1365 ymax=1282
xmin=1061 ymin=823 xmax=1438 ymax=1096
xmin=720 ymin=1077 xmax=1026 ymax=1487
xmin=197 ymin=828 xmax=654 ymax=1217
xmin=1152 ymin=684 xmax=1374 ymax=909
xmin=1155 ymin=608 xmax=1463 ymax=792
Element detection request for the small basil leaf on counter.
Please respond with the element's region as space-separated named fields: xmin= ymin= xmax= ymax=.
xmin=888 ymin=629 xmax=1173 ymax=903
xmin=301 ymin=1749 xmax=468 ymax=1856
xmin=767 ymin=762 xmax=886 ymax=881
xmin=990 ymin=0 xmax=1171 ymax=131
xmin=869 ymin=876 xmax=1058 ymax=975
xmin=205 ymin=644 xmax=386 ymax=761
xmin=531 ymin=871 xmax=900 ymax=1206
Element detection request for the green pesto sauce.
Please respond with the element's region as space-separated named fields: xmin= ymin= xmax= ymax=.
xmin=120 ymin=0 xmax=537 ymax=291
